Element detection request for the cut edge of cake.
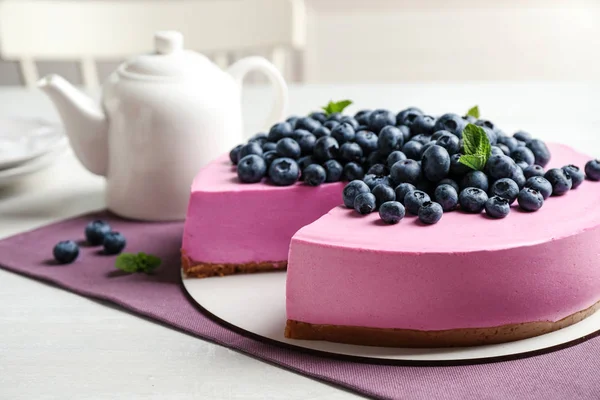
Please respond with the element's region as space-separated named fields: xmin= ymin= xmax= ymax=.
xmin=181 ymin=250 xmax=287 ymax=278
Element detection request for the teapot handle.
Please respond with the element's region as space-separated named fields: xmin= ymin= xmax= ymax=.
xmin=227 ymin=56 xmax=289 ymax=135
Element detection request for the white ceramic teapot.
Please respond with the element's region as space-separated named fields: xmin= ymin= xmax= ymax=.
xmin=38 ymin=30 xmax=288 ymax=221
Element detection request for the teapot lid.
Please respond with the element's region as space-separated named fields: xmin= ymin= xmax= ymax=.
xmin=119 ymin=31 xmax=214 ymax=79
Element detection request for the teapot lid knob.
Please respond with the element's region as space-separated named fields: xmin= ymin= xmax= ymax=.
xmin=154 ymin=31 xmax=183 ymax=55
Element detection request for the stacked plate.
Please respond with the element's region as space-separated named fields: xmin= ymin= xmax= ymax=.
xmin=0 ymin=118 xmax=69 ymax=186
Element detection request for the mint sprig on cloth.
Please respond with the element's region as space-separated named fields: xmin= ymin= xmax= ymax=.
xmin=115 ymin=252 xmax=162 ymax=274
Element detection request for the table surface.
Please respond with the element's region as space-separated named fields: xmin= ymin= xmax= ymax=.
xmin=0 ymin=83 xmax=599 ymax=400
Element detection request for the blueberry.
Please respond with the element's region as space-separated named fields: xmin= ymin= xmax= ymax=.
xmin=497 ymin=135 xmax=519 ymax=151
xmin=411 ymin=134 xmax=432 ymax=146
xmin=297 ymin=155 xmax=314 ymax=171
xmin=286 ymin=116 xmax=299 ymax=129
xmin=303 ymin=164 xmax=327 ymax=186
xmin=490 ymin=178 xmax=519 ymax=204
xmin=248 ymin=133 xmax=268 ymax=146
xmin=517 ymin=188 xmax=544 ymax=211
xmin=485 ymin=196 xmax=510 ymax=218
xmin=516 ymin=161 xmax=529 ymax=170
xmin=395 ymin=183 xmax=416 ymax=205
xmin=463 ymin=115 xmax=477 ymax=124
xmin=53 ymin=240 xmax=79 ymax=264
xmin=229 ymin=144 xmax=243 ymax=164
xmin=268 ymin=122 xmax=293 ymax=142
xmin=480 ymin=126 xmax=497 ymax=145
xmin=513 ymin=130 xmax=532 ymax=142
xmin=562 ymin=165 xmax=585 ymax=189
xmin=295 ymin=117 xmax=321 ymax=133
xmin=276 ymin=138 xmax=301 ymax=159
xmin=323 ymin=120 xmax=339 ymax=131
xmin=450 ymin=153 xmax=471 ymax=176
xmin=366 ymin=151 xmax=386 ymax=168
xmin=437 ymin=178 xmax=460 ymax=194
xmin=292 ymin=129 xmax=311 ymax=141
xmin=475 ymin=119 xmax=495 ymax=131
xmin=354 ymin=109 xmax=372 ymax=126
xmin=378 ymin=126 xmax=404 ymax=155
xmin=268 ymin=158 xmax=299 ymax=186
xmin=525 ymin=176 xmax=552 ymax=199
xmin=342 ymin=162 xmax=365 ymax=181
xmin=523 ymin=164 xmax=545 ymax=179
xmin=343 ymin=180 xmax=371 ymax=208
xmin=418 ymin=201 xmax=443 ymax=225
xmin=434 ymin=184 xmax=459 ymax=211
xmin=340 ymin=116 xmax=359 ymax=130
xmin=297 ymin=133 xmax=316 ymax=155
xmin=324 ymin=159 xmax=343 ymax=182
xmin=402 ymin=141 xmax=424 ymax=160
xmin=313 ymin=136 xmax=339 ymax=161
xmin=354 ymin=192 xmax=377 ymax=215
xmin=421 ymin=145 xmax=450 ymax=182
xmin=396 ymin=107 xmax=423 ymax=126
xmin=435 ymin=132 xmax=461 ymax=155
xmin=585 ymin=159 xmax=600 ymax=181
xmin=387 ymin=151 xmax=407 ymax=168
xmin=411 ymin=115 xmax=436 ymax=136
xmin=103 ymin=232 xmax=126 ymax=255
xmin=262 ymin=150 xmax=279 ymax=168
xmin=309 ymin=111 xmax=327 ymax=123
xmin=397 ymin=125 xmax=411 ymax=142
xmin=363 ymin=174 xmax=391 ymax=190
xmin=486 ymin=154 xmax=518 ymax=180
xmin=238 ymin=142 xmax=263 ymax=159
xmin=404 ymin=190 xmax=431 ymax=215
xmin=372 ymin=184 xmax=396 ymax=208
xmin=379 ymin=201 xmax=405 ymax=224
xmin=510 ymin=146 xmax=535 ymax=166
xmin=460 ymin=170 xmax=489 ymax=192
xmin=510 ymin=167 xmax=526 ymax=189
xmin=459 ymin=187 xmax=488 ymax=213
xmin=433 ymin=113 xmax=465 ymax=137
xmin=491 ymin=146 xmax=504 ymax=157
xmin=415 ymin=179 xmax=434 ymax=195
xmin=544 ymin=168 xmax=572 ymax=196
xmin=262 ymin=142 xmax=277 ymax=152
xmin=495 ymin=144 xmax=510 ymax=156
xmin=367 ymin=164 xmax=387 ymax=177
xmin=312 ymin=126 xmax=331 ymax=139
xmin=390 ymin=159 xmax=422 ymax=185
xmin=331 ymin=122 xmax=356 ymax=144
xmin=327 ymin=113 xmax=343 ymax=122
xmin=368 ymin=109 xmax=396 ymax=133
xmin=238 ymin=154 xmax=267 ymax=183
xmin=356 ymin=125 xmax=368 ymax=131
xmin=355 ymin=130 xmax=379 ymax=154
xmin=339 ymin=142 xmax=363 ymax=163
xmin=85 ymin=220 xmax=112 ymax=245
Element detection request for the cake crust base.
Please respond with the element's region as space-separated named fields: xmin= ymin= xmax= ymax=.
xmin=181 ymin=251 xmax=286 ymax=279
xmin=285 ymin=300 xmax=600 ymax=348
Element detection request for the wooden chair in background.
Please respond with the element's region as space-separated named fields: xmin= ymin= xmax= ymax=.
xmin=0 ymin=0 xmax=306 ymax=88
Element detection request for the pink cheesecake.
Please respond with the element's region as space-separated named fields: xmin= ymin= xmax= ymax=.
xmin=285 ymin=143 xmax=600 ymax=347
xmin=181 ymin=154 xmax=344 ymax=277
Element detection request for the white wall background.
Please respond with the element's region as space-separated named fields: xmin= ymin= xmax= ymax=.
xmin=0 ymin=0 xmax=598 ymax=85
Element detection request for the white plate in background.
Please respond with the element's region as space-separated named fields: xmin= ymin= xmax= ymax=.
xmin=0 ymin=118 xmax=68 ymax=170
xmin=182 ymin=271 xmax=600 ymax=364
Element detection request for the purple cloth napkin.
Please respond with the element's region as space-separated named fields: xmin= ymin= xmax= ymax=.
xmin=1 ymin=211 xmax=599 ymax=399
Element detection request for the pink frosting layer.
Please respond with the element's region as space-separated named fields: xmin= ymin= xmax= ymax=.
xmin=182 ymin=154 xmax=344 ymax=264
xmin=287 ymin=143 xmax=600 ymax=330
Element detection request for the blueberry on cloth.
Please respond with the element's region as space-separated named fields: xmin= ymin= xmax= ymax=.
xmin=53 ymin=240 xmax=79 ymax=264
xmin=103 ymin=232 xmax=126 ymax=255
xmin=85 ymin=220 xmax=112 ymax=245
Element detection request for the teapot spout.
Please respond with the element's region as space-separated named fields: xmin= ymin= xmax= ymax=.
xmin=38 ymin=74 xmax=108 ymax=176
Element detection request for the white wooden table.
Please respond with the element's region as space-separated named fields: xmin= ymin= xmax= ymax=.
xmin=0 ymin=83 xmax=598 ymax=400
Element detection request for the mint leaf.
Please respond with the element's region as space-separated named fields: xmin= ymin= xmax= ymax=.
xmin=459 ymin=123 xmax=491 ymax=171
xmin=115 ymin=252 xmax=162 ymax=274
xmin=466 ymin=105 xmax=480 ymax=119
xmin=459 ymin=154 xmax=487 ymax=171
xmin=321 ymin=100 xmax=353 ymax=116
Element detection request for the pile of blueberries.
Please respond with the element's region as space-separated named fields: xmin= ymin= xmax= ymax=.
xmin=52 ymin=220 xmax=126 ymax=264
xmin=230 ymin=106 xmax=600 ymax=225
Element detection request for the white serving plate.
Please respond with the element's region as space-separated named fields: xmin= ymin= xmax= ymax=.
xmin=182 ymin=271 xmax=600 ymax=364
xmin=0 ymin=145 xmax=69 ymax=187
xmin=0 ymin=118 xmax=68 ymax=170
